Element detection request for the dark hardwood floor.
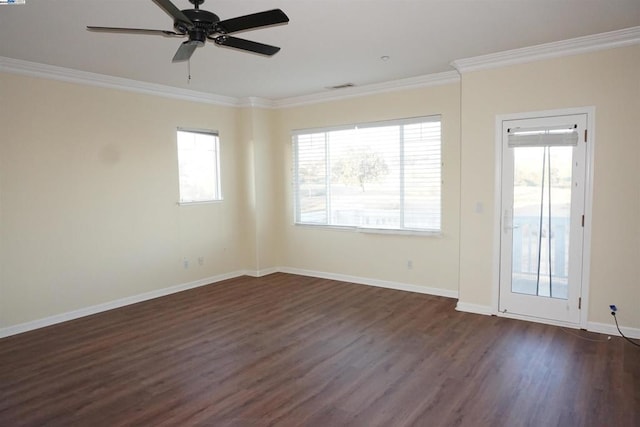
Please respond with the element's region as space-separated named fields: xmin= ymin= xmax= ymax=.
xmin=1 ymin=273 xmax=638 ymax=426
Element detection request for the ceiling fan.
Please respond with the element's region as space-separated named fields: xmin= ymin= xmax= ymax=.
xmin=87 ymin=0 xmax=289 ymax=62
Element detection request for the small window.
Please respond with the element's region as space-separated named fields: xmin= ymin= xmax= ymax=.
xmin=177 ymin=128 xmax=222 ymax=203
xmin=292 ymin=116 xmax=442 ymax=233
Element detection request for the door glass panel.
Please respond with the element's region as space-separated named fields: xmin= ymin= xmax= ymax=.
xmin=511 ymin=145 xmax=572 ymax=299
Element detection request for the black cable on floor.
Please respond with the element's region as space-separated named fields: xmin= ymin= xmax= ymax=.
xmin=612 ymin=312 xmax=640 ymax=348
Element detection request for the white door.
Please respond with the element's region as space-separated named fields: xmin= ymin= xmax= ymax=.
xmin=499 ymin=113 xmax=587 ymax=324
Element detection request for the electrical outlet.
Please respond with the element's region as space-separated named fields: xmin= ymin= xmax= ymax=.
xmin=183 ymin=258 xmax=189 ymax=269
xmin=407 ymin=260 xmax=413 ymax=270
xmin=198 ymin=256 xmax=204 ymax=266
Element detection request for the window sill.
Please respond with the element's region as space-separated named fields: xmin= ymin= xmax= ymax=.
xmin=294 ymin=223 xmax=442 ymax=237
xmin=177 ymin=199 xmax=223 ymax=206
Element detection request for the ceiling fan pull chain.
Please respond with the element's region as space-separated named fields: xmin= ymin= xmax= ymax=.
xmin=188 ymin=59 xmax=191 ymax=84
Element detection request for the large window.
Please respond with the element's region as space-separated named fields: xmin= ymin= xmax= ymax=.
xmin=177 ymin=128 xmax=222 ymax=203
xmin=293 ymin=116 xmax=441 ymax=232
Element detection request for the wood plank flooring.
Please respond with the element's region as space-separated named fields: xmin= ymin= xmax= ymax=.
xmin=1 ymin=273 xmax=638 ymax=426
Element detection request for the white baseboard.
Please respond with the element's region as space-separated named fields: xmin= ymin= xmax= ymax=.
xmin=455 ymin=302 xmax=493 ymax=316
xmin=0 ymin=267 xmax=456 ymax=339
xmin=244 ymin=267 xmax=280 ymax=278
xmin=455 ymin=302 xmax=640 ymax=339
xmin=0 ymin=271 xmax=247 ymax=339
xmin=587 ymin=321 xmax=640 ymax=340
xmin=278 ymin=266 xmax=459 ymax=299
xmin=3 ymin=267 xmax=638 ymax=342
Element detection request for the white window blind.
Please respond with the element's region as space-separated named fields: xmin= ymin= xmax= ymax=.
xmin=177 ymin=129 xmax=222 ymax=203
xmin=507 ymin=125 xmax=579 ymax=147
xmin=293 ymin=116 xmax=441 ymax=232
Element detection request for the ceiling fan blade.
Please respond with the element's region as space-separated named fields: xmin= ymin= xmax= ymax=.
xmin=87 ymin=26 xmax=183 ymax=37
xmin=152 ymin=0 xmax=194 ymax=29
xmin=213 ymin=36 xmax=281 ymax=56
xmin=172 ymin=41 xmax=198 ymax=62
xmin=215 ymin=9 xmax=289 ymax=34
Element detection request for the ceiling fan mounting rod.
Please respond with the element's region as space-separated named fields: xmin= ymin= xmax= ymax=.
xmin=188 ymin=0 xmax=205 ymax=8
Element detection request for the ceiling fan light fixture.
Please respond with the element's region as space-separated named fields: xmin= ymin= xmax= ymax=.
xmin=189 ymin=28 xmax=207 ymax=46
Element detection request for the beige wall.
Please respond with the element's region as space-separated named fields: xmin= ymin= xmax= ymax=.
xmin=273 ymin=84 xmax=462 ymax=293
xmin=237 ymin=108 xmax=258 ymax=271
xmin=252 ymin=108 xmax=285 ymax=271
xmin=237 ymin=106 xmax=284 ymax=272
xmin=458 ymin=45 xmax=640 ymax=328
xmin=1 ymin=42 xmax=638 ymax=333
xmin=0 ymin=73 xmax=248 ymax=327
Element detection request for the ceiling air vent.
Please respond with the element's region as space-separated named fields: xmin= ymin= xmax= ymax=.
xmin=327 ymin=83 xmax=355 ymax=90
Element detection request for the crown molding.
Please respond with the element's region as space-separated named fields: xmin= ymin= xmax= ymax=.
xmin=237 ymin=96 xmax=277 ymax=109
xmin=451 ymin=26 xmax=640 ymax=73
xmin=3 ymin=26 xmax=638 ymax=108
xmin=272 ymin=71 xmax=460 ymax=109
xmin=0 ymin=56 xmax=240 ymax=107
xmin=0 ymin=56 xmax=457 ymax=110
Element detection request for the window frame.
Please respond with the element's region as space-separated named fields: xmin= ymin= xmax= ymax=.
xmin=176 ymin=127 xmax=222 ymax=205
xmin=292 ymin=115 xmax=442 ymax=235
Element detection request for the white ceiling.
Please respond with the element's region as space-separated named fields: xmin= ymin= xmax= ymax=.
xmin=1 ymin=0 xmax=639 ymax=100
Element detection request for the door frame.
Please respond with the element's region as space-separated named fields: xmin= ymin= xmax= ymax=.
xmin=492 ymin=106 xmax=595 ymax=329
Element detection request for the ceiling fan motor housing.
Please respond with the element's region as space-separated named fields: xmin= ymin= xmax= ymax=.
xmin=176 ymin=8 xmax=220 ymax=45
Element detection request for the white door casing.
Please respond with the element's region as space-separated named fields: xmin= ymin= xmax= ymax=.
xmin=493 ymin=108 xmax=594 ymax=327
